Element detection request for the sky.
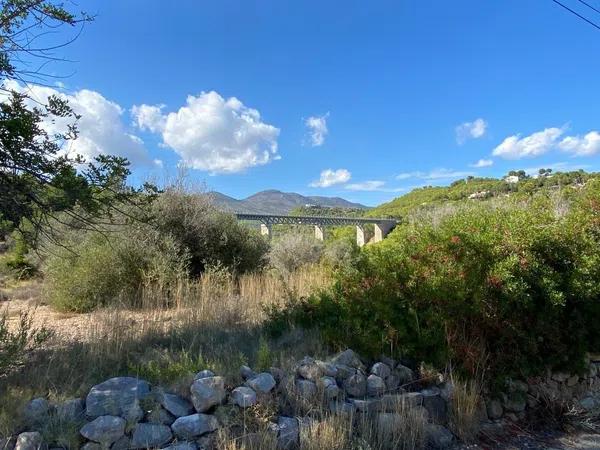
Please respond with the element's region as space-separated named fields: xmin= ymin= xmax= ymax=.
xmin=15 ymin=0 xmax=600 ymax=206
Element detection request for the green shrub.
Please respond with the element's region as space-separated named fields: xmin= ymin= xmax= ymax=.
xmin=269 ymin=183 xmax=600 ymax=380
xmin=269 ymin=233 xmax=323 ymax=276
xmin=3 ymin=230 xmax=37 ymax=279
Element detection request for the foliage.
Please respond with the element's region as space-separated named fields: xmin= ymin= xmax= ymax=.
xmin=268 ymin=233 xmax=323 ymax=276
xmin=269 ymin=182 xmax=600 ymax=380
xmin=2 ymin=229 xmax=36 ymax=278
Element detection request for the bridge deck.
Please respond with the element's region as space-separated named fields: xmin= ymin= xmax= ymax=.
xmin=235 ymin=213 xmax=398 ymax=227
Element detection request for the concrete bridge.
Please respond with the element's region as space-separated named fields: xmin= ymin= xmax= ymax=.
xmin=236 ymin=213 xmax=399 ymax=247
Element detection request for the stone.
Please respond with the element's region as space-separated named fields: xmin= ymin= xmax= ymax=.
xmin=395 ymin=364 xmax=414 ymax=386
xmin=333 ymin=364 xmax=356 ymax=383
xmin=317 ymin=376 xmax=339 ymax=399
xmin=0 ymin=436 xmax=16 ymax=450
xmin=343 ymin=372 xmax=367 ymax=397
xmin=296 ymin=357 xmax=322 ymax=381
xmin=245 ymin=373 xmax=276 ymax=394
xmin=567 ymin=375 xmax=580 ymax=387
xmin=190 ymin=376 xmax=226 ymax=413
xmin=425 ymin=424 xmax=454 ymax=449
xmin=486 ymin=400 xmax=503 ymax=420
xmin=315 ymin=361 xmax=337 ymax=378
xmin=14 ymin=433 xmax=43 ymax=450
xmin=351 ymin=398 xmax=382 ymax=413
xmin=81 ymin=443 xmax=101 ymax=450
xmin=380 ymin=392 xmax=423 ymax=411
xmin=147 ymin=407 xmax=176 ymax=426
xmin=370 ymin=362 xmax=392 ymax=379
xmin=159 ymin=392 xmax=194 ymax=418
xmin=194 ymin=370 xmax=215 ymax=380
xmin=380 ymin=356 xmax=397 ymax=369
xmin=439 ymin=382 xmax=454 ymax=402
xmin=295 ymin=379 xmax=318 ymax=400
xmin=367 ymin=374 xmax=386 ymax=397
xmin=331 ymin=349 xmax=364 ymax=369
xmin=328 ymin=401 xmax=356 ymax=416
xmin=240 ymin=366 xmax=256 ymax=381
xmin=131 ymin=423 xmax=173 ymax=449
xmin=509 ymin=380 xmax=529 ymax=393
xmin=552 ymin=372 xmax=570 ymax=383
xmin=110 ymin=435 xmax=131 ymax=450
xmin=195 ymin=433 xmax=217 ymax=450
xmin=276 ymin=416 xmax=299 ymax=450
xmin=421 ymin=388 xmax=448 ymax=424
xmin=231 ymin=386 xmax=257 ymax=408
xmin=268 ymin=367 xmax=285 ymax=384
xmin=384 ymin=373 xmax=400 ymax=392
xmin=56 ymin=398 xmax=85 ymax=422
xmin=161 ymin=443 xmax=197 ymax=450
xmin=80 ymin=415 xmax=126 ymax=446
xmin=589 ymin=364 xmax=598 ymax=378
xmin=580 ymin=396 xmax=599 ymax=411
xmin=171 ymin=414 xmax=219 ymax=440
xmin=503 ymin=394 xmax=526 ymax=413
xmin=22 ymin=398 xmax=50 ymax=427
xmin=86 ymin=377 xmax=150 ymax=419
xmin=376 ymin=413 xmax=402 ymax=437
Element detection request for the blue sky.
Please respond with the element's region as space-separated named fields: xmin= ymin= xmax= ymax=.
xmin=23 ymin=0 xmax=600 ymax=206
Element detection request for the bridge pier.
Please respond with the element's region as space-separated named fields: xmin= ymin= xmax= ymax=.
xmin=374 ymin=221 xmax=395 ymax=243
xmin=314 ymin=225 xmax=325 ymax=241
xmin=356 ymin=225 xmax=366 ymax=247
xmin=260 ymin=223 xmax=272 ymax=239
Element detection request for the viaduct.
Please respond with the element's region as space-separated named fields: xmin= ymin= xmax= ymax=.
xmin=235 ymin=213 xmax=399 ymax=247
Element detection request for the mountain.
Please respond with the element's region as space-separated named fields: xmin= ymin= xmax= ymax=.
xmin=208 ymin=189 xmax=368 ymax=215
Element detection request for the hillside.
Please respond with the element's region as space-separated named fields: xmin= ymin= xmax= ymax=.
xmin=208 ymin=189 xmax=367 ymax=215
xmin=369 ymin=170 xmax=598 ymax=218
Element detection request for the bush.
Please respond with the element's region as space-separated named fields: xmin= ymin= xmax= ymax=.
xmin=44 ymin=225 xmax=186 ymax=312
xmin=0 ymin=311 xmax=51 ymax=376
xmin=268 ymin=183 xmax=600 ymax=380
xmin=151 ymin=189 xmax=269 ymax=275
xmin=269 ymin=233 xmax=323 ymax=276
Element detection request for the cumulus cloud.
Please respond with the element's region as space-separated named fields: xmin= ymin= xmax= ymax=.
xmin=132 ymin=91 xmax=280 ymax=174
xmin=2 ymin=80 xmax=152 ymax=166
xmin=469 ymin=159 xmax=494 ymax=168
xmin=304 ymin=113 xmax=329 ymax=146
xmin=309 ymin=168 xmax=351 ymax=188
xmin=492 ymin=127 xmax=565 ymax=159
xmin=456 ymin=118 xmax=487 ymax=144
xmin=395 ymin=168 xmax=474 ymax=181
xmin=345 ymin=180 xmax=385 ymax=191
xmin=558 ymin=131 xmax=600 ymax=157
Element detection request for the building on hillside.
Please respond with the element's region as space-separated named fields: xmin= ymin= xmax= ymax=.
xmin=504 ymin=175 xmax=520 ymax=184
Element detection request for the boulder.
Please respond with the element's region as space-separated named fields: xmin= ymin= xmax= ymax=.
xmin=276 ymin=416 xmax=299 ymax=450
xmin=380 ymin=392 xmax=423 ymax=411
xmin=367 ymin=374 xmax=386 ymax=397
xmin=580 ymin=397 xmax=599 ymax=411
xmin=130 ymin=423 xmax=173 ymax=449
xmin=486 ymin=400 xmax=503 ymax=420
xmin=351 ymin=398 xmax=382 ymax=413
xmin=85 ymin=377 xmax=150 ymax=419
xmin=317 ymin=376 xmax=339 ymax=399
xmin=425 ymin=424 xmax=454 ymax=449
xmin=552 ymin=372 xmax=569 ymax=383
xmin=190 ymin=376 xmax=226 ymax=413
xmin=194 ymin=370 xmax=215 ymax=380
xmin=395 ymin=365 xmax=414 ymax=386
xmin=14 ymin=433 xmax=43 ymax=450
xmin=296 ymin=379 xmax=318 ymax=400
xmin=231 ymin=386 xmax=257 ymax=408
xmin=161 ymin=442 xmax=197 ymax=450
xmin=333 ymin=364 xmax=356 ymax=384
xmin=331 ymin=349 xmax=364 ymax=369
xmin=81 ymin=443 xmax=101 ymax=450
xmin=171 ymin=414 xmax=219 ymax=440
xmin=316 ymin=361 xmax=337 ymax=378
xmin=343 ymin=372 xmax=367 ymax=398
xmin=296 ymin=357 xmax=322 ymax=381
xmin=110 ymin=435 xmax=131 ymax=450
xmin=371 ymin=362 xmax=392 ymax=379
xmin=245 ymin=373 xmax=276 ymax=394
xmin=240 ymin=366 xmax=256 ymax=381
xmin=80 ymin=415 xmax=126 ymax=446
xmin=269 ymin=367 xmax=285 ymax=384
xmin=567 ymin=375 xmax=580 ymax=387
xmin=22 ymin=398 xmax=50 ymax=428
xmin=147 ymin=407 xmax=176 ymax=426
xmin=56 ymin=398 xmax=85 ymax=422
xmin=421 ymin=388 xmax=448 ymax=425
xmin=384 ymin=373 xmax=400 ymax=392
xmin=159 ymin=392 xmax=194 ymax=418
xmin=328 ymin=401 xmax=356 ymax=416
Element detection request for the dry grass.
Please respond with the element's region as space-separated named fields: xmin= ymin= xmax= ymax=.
xmin=300 ymin=414 xmax=353 ymax=450
xmin=448 ymin=375 xmax=482 ymax=442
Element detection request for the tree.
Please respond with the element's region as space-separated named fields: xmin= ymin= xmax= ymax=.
xmin=0 ymin=1 xmax=143 ymax=245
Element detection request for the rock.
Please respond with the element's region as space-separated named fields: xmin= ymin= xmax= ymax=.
xmin=367 ymin=374 xmax=386 ymax=397
xmin=22 ymin=398 xmax=50 ymax=427
xmin=380 ymin=356 xmax=397 ymax=369
xmin=421 ymin=388 xmax=448 ymax=424
xmin=580 ymin=397 xmax=598 ymax=411
xmin=376 ymin=412 xmax=402 ymax=437
xmin=395 ymin=364 xmax=414 ymax=386
xmin=351 ymin=398 xmax=382 ymax=413
xmin=161 ymin=442 xmax=197 ymax=450
xmin=56 ymin=398 xmax=85 ymax=422
xmin=568 ymin=375 xmax=580 ymax=387
xmin=130 ymin=423 xmax=173 ymax=449
xmin=14 ymin=433 xmax=43 ymax=450
xmin=81 ymin=443 xmax=101 ymax=450
xmin=268 ymin=367 xmax=285 ymax=384
xmin=333 ymin=364 xmax=356 ymax=383
xmin=552 ymin=372 xmax=569 ymax=383
xmin=276 ymin=416 xmax=299 ymax=450
xmin=231 ymin=386 xmax=257 ymax=407
xmin=343 ymin=372 xmax=367 ymax=397
xmin=159 ymin=392 xmax=194 ymax=418
xmin=371 ymin=362 xmax=392 ymax=379
xmin=425 ymin=424 xmax=454 ymax=449
xmin=439 ymin=382 xmax=454 ymax=402
xmin=317 ymin=376 xmax=339 ymax=399
xmin=0 ymin=436 xmax=16 ymax=450
xmin=295 ymin=379 xmax=318 ymax=400
xmin=195 ymin=433 xmax=217 ymax=450
xmin=80 ymin=415 xmax=126 ymax=446
xmin=486 ymin=400 xmax=503 ymax=420
xmin=194 ymin=370 xmax=215 ymax=380
xmin=509 ymin=380 xmax=529 ymax=393
xmin=503 ymin=393 xmax=526 ymax=413
xmin=190 ymin=376 xmax=226 ymax=413
xmin=147 ymin=407 xmax=176 ymax=426
xmin=331 ymin=349 xmax=364 ymax=369
xmin=240 ymin=366 xmax=256 ymax=381
xmin=328 ymin=401 xmax=356 ymax=416
xmin=171 ymin=414 xmax=219 ymax=439
xmin=245 ymin=373 xmax=276 ymax=394
xmin=384 ymin=373 xmax=400 ymax=392
xmin=86 ymin=377 xmax=150 ymax=419
xmin=380 ymin=392 xmax=423 ymax=411
xmin=589 ymin=364 xmax=598 ymax=378
xmin=110 ymin=435 xmax=131 ymax=450
xmin=296 ymin=357 xmax=322 ymax=381
xmin=315 ymin=361 xmax=337 ymax=378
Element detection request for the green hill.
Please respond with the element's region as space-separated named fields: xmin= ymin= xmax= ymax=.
xmin=369 ymin=169 xmax=597 ymax=219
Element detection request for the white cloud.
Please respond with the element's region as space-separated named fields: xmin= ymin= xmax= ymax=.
xmin=492 ymin=127 xmax=564 ymax=159
xmin=345 ymin=180 xmax=385 ymax=191
xmin=132 ymin=91 xmax=279 ymax=174
xmin=469 ymin=159 xmax=494 ymax=168
xmin=558 ymin=131 xmax=600 ymax=157
xmin=309 ymin=168 xmax=351 ymax=188
xmin=2 ymin=80 xmax=152 ymax=166
xmin=396 ymin=168 xmax=474 ymax=181
xmin=131 ymin=104 xmax=166 ymax=133
xmin=305 ymin=113 xmax=329 ymax=147
xmin=456 ymin=118 xmax=487 ymax=144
